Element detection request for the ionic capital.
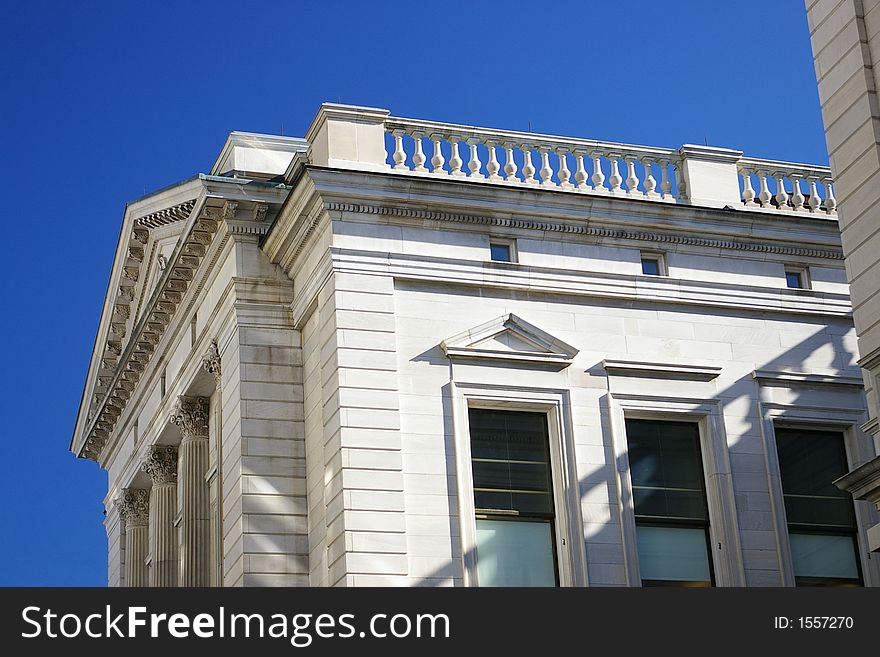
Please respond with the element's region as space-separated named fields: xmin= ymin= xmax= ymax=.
xmin=170 ymin=395 xmax=209 ymax=441
xmin=115 ymin=488 xmax=150 ymax=526
xmin=142 ymin=445 xmax=178 ymax=485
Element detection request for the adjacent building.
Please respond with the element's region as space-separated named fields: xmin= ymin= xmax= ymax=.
xmin=72 ymin=103 xmax=880 ymax=586
xmin=805 ymin=0 xmax=880 ymax=556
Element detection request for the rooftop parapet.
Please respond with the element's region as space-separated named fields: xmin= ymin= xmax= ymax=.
xmin=304 ymin=103 xmax=837 ymax=216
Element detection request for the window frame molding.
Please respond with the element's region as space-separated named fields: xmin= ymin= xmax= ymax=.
xmin=639 ymin=251 xmax=667 ymax=277
xmin=489 ymin=238 xmax=517 ymax=263
xmin=784 ymin=265 xmax=811 ymax=290
xmin=608 ymin=393 xmax=746 ymax=587
xmin=757 ymin=401 xmax=879 ymax=587
xmin=451 ymin=382 xmax=587 ymax=587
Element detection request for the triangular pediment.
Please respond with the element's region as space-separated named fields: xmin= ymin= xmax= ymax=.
xmin=440 ymin=314 xmax=578 ymax=367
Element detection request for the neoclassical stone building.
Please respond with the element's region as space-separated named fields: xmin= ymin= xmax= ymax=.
xmin=72 ymin=103 xmax=880 ymax=587
xmin=805 ymin=0 xmax=880 ymax=556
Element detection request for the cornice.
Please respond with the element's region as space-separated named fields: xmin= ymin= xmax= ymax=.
xmin=858 ymin=345 xmax=880 ymax=372
xmin=79 ymin=203 xmax=220 ymax=461
xmin=834 ymin=455 xmax=880 ymax=503
xmin=603 ymin=360 xmax=722 ymax=381
xmin=752 ymin=369 xmax=864 ymax=387
xmin=322 ymin=202 xmax=844 ymax=261
xmin=78 ymin=190 xmax=289 ymax=463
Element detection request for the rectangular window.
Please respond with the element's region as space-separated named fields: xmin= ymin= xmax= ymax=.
xmin=625 ymin=419 xmax=713 ymax=587
xmin=490 ymin=242 xmax=512 ymax=262
xmin=469 ymin=408 xmax=557 ymax=586
xmin=775 ymin=428 xmax=861 ymax=587
xmin=640 ymin=253 xmax=664 ymax=276
xmin=785 ymin=267 xmax=809 ymax=289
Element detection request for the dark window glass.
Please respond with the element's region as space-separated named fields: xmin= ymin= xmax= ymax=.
xmin=625 ymin=419 xmax=713 ymax=587
xmin=470 ymin=409 xmax=552 ymax=515
xmin=785 ymin=271 xmax=804 ymax=289
xmin=469 ymin=408 xmax=557 ymax=586
xmin=775 ymin=428 xmax=861 ymax=586
xmin=641 ymin=257 xmax=660 ymax=276
xmin=490 ymin=243 xmax=511 ymax=262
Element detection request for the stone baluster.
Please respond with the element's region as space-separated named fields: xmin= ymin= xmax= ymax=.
xmin=486 ymin=141 xmax=502 ymax=181
xmin=591 ymin=152 xmax=607 ymax=192
xmin=774 ymin=174 xmax=790 ymax=210
xmin=807 ymin=177 xmax=822 ymax=212
xmin=170 ymin=396 xmax=211 ymax=587
xmin=521 ymin=145 xmax=537 ymax=185
xmin=675 ymin=160 xmax=688 ymax=199
xmin=823 ymin=179 xmax=836 ymax=213
xmin=503 ymin=143 xmax=518 ymax=182
xmin=624 ymin=156 xmax=642 ymax=196
xmin=411 ymin=132 xmax=427 ymax=172
xmin=539 ymin=148 xmax=556 ymax=187
xmin=467 ymin=138 xmax=484 ymax=179
xmin=142 ymin=445 xmax=178 ymax=587
xmin=608 ymin=155 xmax=623 ymax=194
xmin=392 ymin=130 xmax=408 ymax=170
xmin=430 ymin=135 xmax=446 ymax=174
xmin=574 ymin=151 xmax=590 ymax=190
xmin=741 ymin=169 xmax=756 ymax=205
xmin=791 ymin=175 xmax=805 ymax=211
xmin=449 ymin=137 xmax=465 ymax=177
xmin=642 ymin=158 xmax=659 ymax=198
xmin=557 ymin=149 xmax=572 ymax=189
xmin=757 ymin=172 xmax=772 ymax=207
xmin=116 ymin=488 xmax=150 ymax=587
xmin=660 ymin=159 xmax=673 ymax=200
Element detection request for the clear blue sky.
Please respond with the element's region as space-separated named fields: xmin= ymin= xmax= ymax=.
xmin=0 ymin=0 xmax=826 ymax=585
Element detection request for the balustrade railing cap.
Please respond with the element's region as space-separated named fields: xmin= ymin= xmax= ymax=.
xmin=305 ymin=103 xmax=391 ymax=143
xmin=678 ymin=144 xmax=744 ymax=164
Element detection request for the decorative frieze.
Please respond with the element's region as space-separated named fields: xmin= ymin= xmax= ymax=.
xmin=322 ymin=202 xmax=845 ymax=260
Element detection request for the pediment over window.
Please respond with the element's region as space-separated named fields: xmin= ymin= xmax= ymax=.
xmin=440 ymin=314 xmax=578 ymax=367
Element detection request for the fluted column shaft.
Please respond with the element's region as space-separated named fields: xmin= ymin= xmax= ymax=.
xmin=143 ymin=446 xmax=178 ymax=587
xmin=172 ymin=396 xmax=211 ymax=587
xmin=115 ymin=488 xmax=150 ymax=587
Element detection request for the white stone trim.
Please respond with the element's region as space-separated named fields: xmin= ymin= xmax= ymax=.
xmin=752 ymin=369 xmax=864 ymax=387
xmin=323 ymin=201 xmax=844 ymax=260
xmin=330 ymin=248 xmax=852 ymax=317
xmin=450 ymin=382 xmax=587 ymax=587
xmin=607 ymin=393 xmax=746 ymax=587
xmin=602 ymin=359 xmax=721 ymax=381
xmin=441 ymin=313 xmax=578 ymax=367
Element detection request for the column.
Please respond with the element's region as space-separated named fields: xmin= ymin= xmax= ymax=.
xmin=142 ymin=445 xmax=178 ymax=587
xmin=171 ymin=395 xmax=211 ymax=587
xmin=115 ymin=488 xmax=150 ymax=587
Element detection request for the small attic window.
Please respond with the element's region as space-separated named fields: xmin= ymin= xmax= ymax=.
xmin=785 ymin=267 xmax=810 ymax=290
xmin=490 ymin=240 xmax=516 ymax=263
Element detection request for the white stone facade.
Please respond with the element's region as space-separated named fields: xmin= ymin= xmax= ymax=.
xmin=73 ymin=104 xmax=880 ymax=586
xmin=806 ymin=0 xmax=880 ymax=552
